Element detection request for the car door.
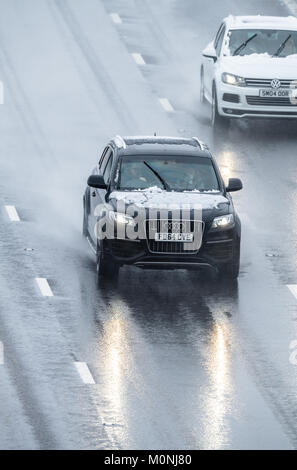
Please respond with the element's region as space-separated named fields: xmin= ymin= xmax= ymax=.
xmin=203 ymin=23 xmax=226 ymax=99
xmin=89 ymin=147 xmax=114 ymax=246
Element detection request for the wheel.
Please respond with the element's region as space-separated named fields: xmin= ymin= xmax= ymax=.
xmin=218 ymin=242 xmax=240 ymax=280
xmin=82 ymin=197 xmax=88 ymax=237
xmin=211 ymin=85 xmax=229 ymax=129
xmin=200 ymin=68 xmax=206 ymax=104
xmin=96 ymin=244 xmax=119 ymax=283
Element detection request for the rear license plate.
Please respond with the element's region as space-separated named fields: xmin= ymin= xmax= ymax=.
xmin=259 ymin=88 xmax=292 ymax=97
xmin=155 ymin=233 xmax=194 ymax=242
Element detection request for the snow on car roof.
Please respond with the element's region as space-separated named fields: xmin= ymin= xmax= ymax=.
xmin=225 ymin=15 xmax=297 ymax=30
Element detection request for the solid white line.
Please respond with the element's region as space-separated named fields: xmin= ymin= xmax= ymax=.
xmin=5 ymin=205 xmax=20 ymax=221
xmin=159 ymin=98 xmax=174 ymax=112
xmin=35 ymin=278 xmax=53 ymax=297
xmin=131 ymin=53 xmax=146 ymax=65
xmin=283 ymin=0 xmax=297 ymax=15
xmin=74 ymin=362 xmax=95 ymax=384
xmin=110 ymin=13 xmax=122 ymax=24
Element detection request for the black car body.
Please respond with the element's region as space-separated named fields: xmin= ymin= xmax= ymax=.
xmin=83 ymin=136 xmax=242 ymax=281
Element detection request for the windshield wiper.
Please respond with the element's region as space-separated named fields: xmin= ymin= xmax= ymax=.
xmin=143 ymin=161 xmax=171 ymax=191
xmin=273 ymin=34 xmax=291 ymax=57
xmin=233 ymin=33 xmax=258 ymax=56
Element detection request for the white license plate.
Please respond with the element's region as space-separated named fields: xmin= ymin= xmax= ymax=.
xmin=155 ymin=233 xmax=194 ymax=242
xmin=259 ymin=88 xmax=292 ymax=97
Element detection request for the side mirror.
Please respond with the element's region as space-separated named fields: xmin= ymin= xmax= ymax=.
xmin=202 ymin=42 xmax=217 ymax=62
xmin=226 ymin=178 xmax=243 ymax=192
xmin=87 ymin=174 xmax=107 ymax=189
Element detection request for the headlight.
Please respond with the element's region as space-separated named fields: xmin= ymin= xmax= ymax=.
xmin=109 ymin=211 xmax=135 ymax=226
xmin=222 ymin=72 xmax=246 ymax=87
xmin=211 ymin=214 xmax=234 ymax=229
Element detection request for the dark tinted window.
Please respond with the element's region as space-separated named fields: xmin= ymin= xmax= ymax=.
xmin=117 ymin=155 xmax=220 ymax=192
xmin=103 ymin=154 xmax=113 ymax=183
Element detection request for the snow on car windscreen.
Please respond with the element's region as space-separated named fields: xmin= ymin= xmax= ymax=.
xmin=116 ymin=155 xmax=220 ymax=192
xmin=226 ymin=29 xmax=297 ymax=56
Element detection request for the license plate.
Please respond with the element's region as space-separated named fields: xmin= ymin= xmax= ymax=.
xmin=155 ymin=233 xmax=194 ymax=242
xmin=259 ymin=88 xmax=292 ymax=97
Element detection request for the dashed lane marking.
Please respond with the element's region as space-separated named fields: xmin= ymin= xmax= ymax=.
xmin=159 ymin=97 xmax=174 ymax=112
xmin=74 ymin=362 xmax=95 ymax=384
xmin=35 ymin=278 xmax=54 ymax=297
xmin=131 ymin=53 xmax=146 ymax=65
xmin=287 ymin=285 xmax=297 ymax=299
xmin=5 ymin=205 xmax=20 ymax=222
xmin=110 ymin=13 xmax=122 ymax=24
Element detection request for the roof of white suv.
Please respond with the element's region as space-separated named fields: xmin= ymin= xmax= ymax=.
xmin=224 ymin=15 xmax=297 ymax=31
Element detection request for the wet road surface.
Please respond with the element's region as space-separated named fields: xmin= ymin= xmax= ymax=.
xmin=0 ymin=0 xmax=297 ymax=449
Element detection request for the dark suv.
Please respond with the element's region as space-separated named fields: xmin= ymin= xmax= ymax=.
xmin=83 ymin=136 xmax=242 ymax=282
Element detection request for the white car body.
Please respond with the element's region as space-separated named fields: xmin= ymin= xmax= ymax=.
xmin=201 ymin=15 xmax=297 ymax=121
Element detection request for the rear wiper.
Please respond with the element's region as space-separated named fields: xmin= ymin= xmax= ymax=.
xmin=143 ymin=161 xmax=171 ymax=191
xmin=233 ymin=33 xmax=258 ymax=56
xmin=273 ymin=34 xmax=291 ymax=57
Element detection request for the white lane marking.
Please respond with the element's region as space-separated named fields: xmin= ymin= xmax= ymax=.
xmin=35 ymin=278 xmax=53 ymax=297
xmin=5 ymin=205 xmax=20 ymax=222
xmin=131 ymin=53 xmax=146 ymax=65
xmin=0 ymin=341 xmax=4 ymax=365
xmin=288 ymin=284 xmax=297 ymax=299
xmin=283 ymin=0 xmax=297 ymax=15
xmin=110 ymin=13 xmax=122 ymax=24
xmin=159 ymin=97 xmax=174 ymax=112
xmin=74 ymin=362 xmax=95 ymax=384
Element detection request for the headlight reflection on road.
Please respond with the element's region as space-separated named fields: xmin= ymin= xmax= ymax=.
xmin=201 ymin=322 xmax=233 ymax=450
xmin=219 ymin=150 xmax=237 ymax=185
xmin=101 ymin=301 xmax=132 ymax=429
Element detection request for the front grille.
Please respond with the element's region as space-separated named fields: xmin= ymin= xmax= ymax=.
xmin=245 ymin=78 xmax=296 ymax=88
xmin=146 ymin=219 xmax=203 ymax=254
xmin=223 ymin=93 xmax=240 ymax=103
xmin=246 ymin=96 xmax=297 ymax=106
xmin=148 ymin=240 xmax=198 ymax=254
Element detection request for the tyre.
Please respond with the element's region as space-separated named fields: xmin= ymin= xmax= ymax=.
xmin=211 ymin=85 xmax=229 ymax=130
xmin=96 ymin=244 xmax=119 ymax=283
xmin=218 ymin=242 xmax=240 ymax=280
xmin=200 ymin=68 xmax=206 ymax=104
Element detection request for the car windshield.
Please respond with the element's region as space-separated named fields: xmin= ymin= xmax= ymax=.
xmin=116 ymin=155 xmax=220 ymax=192
xmin=226 ymin=29 xmax=297 ymax=57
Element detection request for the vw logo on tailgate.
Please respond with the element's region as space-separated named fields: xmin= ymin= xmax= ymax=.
xmin=271 ymin=79 xmax=281 ymax=89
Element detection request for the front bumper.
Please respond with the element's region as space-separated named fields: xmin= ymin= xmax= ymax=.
xmin=103 ymin=229 xmax=237 ymax=271
xmin=217 ymin=83 xmax=297 ymax=119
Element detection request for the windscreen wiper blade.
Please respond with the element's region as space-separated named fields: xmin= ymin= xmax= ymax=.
xmin=143 ymin=161 xmax=171 ymax=191
xmin=274 ymin=34 xmax=291 ymax=57
xmin=233 ymin=33 xmax=258 ymax=56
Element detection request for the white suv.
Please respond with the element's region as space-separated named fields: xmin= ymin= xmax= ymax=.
xmin=200 ymin=16 xmax=297 ymax=127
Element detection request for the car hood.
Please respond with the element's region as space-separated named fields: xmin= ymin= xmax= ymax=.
xmin=220 ymin=54 xmax=297 ymax=78
xmin=109 ymin=188 xmax=230 ymax=214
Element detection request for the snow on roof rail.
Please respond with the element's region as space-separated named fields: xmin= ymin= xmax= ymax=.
xmin=114 ymin=135 xmax=126 ymax=149
xmin=192 ymin=137 xmax=208 ymax=151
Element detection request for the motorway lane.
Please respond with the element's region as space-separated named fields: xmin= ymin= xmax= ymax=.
xmin=0 ymin=0 xmax=297 ymax=449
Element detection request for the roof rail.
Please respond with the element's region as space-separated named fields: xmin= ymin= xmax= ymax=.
xmin=192 ymin=137 xmax=208 ymax=151
xmin=114 ymin=135 xmax=126 ymax=149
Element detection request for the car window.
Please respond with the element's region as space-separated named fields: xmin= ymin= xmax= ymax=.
xmin=100 ymin=147 xmax=112 ymax=173
xmin=103 ymin=153 xmax=113 ymax=184
xmin=215 ymin=26 xmax=226 ymax=56
xmin=214 ymin=23 xmax=224 ymax=47
xmin=117 ymin=155 xmax=220 ymax=192
xmin=226 ymin=29 xmax=297 ymax=56
xmin=99 ymin=146 xmax=110 ymax=168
